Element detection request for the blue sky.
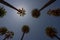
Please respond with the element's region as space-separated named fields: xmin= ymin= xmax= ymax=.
xmin=0 ymin=0 xmax=60 ymax=40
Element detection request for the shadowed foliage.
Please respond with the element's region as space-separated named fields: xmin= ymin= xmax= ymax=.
xmin=32 ymin=9 xmax=40 ymax=18
xmin=0 ymin=7 xmax=6 ymax=18
xmin=45 ymin=26 xmax=60 ymax=40
xmin=47 ymin=8 xmax=60 ymax=16
xmin=21 ymin=25 xmax=30 ymax=40
xmin=22 ymin=25 xmax=30 ymax=33
xmin=3 ymin=31 xmax=14 ymax=40
xmin=0 ymin=27 xmax=8 ymax=35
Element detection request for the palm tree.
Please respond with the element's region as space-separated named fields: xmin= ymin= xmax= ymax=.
xmin=32 ymin=0 xmax=56 ymax=18
xmin=0 ymin=0 xmax=26 ymax=16
xmin=0 ymin=27 xmax=8 ymax=35
xmin=0 ymin=7 xmax=6 ymax=18
xmin=17 ymin=8 xmax=26 ymax=16
xmin=45 ymin=26 xmax=60 ymax=40
xmin=21 ymin=25 xmax=30 ymax=40
xmin=3 ymin=31 xmax=14 ymax=40
xmin=47 ymin=8 xmax=60 ymax=16
xmin=32 ymin=9 xmax=40 ymax=18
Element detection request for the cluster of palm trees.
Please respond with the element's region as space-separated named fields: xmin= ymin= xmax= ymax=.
xmin=0 ymin=0 xmax=60 ymax=18
xmin=0 ymin=26 xmax=60 ymax=40
xmin=0 ymin=26 xmax=14 ymax=40
xmin=0 ymin=0 xmax=60 ymax=40
xmin=31 ymin=0 xmax=60 ymax=18
xmin=0 ymin=25 xmax=30 ymax=40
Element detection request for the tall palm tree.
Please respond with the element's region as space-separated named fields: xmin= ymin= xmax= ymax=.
xmin=47 ymin=8 xmax=60 ymax=16
xmin=21 ymin=25 xmax=30 ymax=40
xmin=3 ymin=31 xmax=14 ymax=40
xmin=32 ymin=0 xmax=56 ymax=18
xmin=45 ymin=26 xmax=60 ymax=40
xmin=0 ymin=7 xmax=6 ymax=18
xmin=0 ymin=0 xmax=26 ymax=16
xmin=0 ymin=27 xmax=8 ymax=35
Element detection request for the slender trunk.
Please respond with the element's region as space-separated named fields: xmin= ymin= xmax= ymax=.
xmin=21 ymin=33 xmax=25 ymax=40
xmin=55 ymin=35 xmax=60 ymax=40
xmin=39 ymin=0 xmax=56 ymax=11
xmin=0 ymin=0 xmax=19 ymax=11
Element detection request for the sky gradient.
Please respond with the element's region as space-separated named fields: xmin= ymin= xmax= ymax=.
xmin=0 ymin=0 xmax=60 ymax=40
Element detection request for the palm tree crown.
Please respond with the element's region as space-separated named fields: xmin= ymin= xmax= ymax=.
xmin=0 ymin=27 xmax=8 ymax=35
xmin=45 ymin=26 xmax=57 ymax=38
xmin=21 ymin=25 xmax=30 ymax=40
xmin=17 ymin=8 xmax=26 ymax=16
xmin=47 ymin=8 xmax=60 ymax=16
xmin=0 ymin=7 xmax=6 ymax=18
xmin=22 ymin=25 xmax=30 ymax=33
xmin=32 ymin=9 xmax=40 ymax=18
xmin=3 ymin=31 xmax=14 ymax=40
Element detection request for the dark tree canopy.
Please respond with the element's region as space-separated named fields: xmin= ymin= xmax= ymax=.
xmin=32 ymin=9 xmax=40 ymax=18
xmin=45 ymin=26 xmax=57 ymax=38
xmin=47 ymin=8 xmax=60 ymax=16
xmin=22 ymin=25 xmax=30 ymax=33
xmin=0 ymin=7 xmax=6 ymax=18
xmin=3 ymin=31 xmax=14 ymax=40
xmin=0 ymin=27 xmax=8 ymax=35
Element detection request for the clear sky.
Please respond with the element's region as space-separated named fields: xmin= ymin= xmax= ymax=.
xmin=0 ymin=0 xmax=60 ymax=40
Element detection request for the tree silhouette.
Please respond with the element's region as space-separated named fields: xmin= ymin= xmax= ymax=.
xmin=47 ymin=8 xmax=60 ymax=16
xmin=3 ymin=31 xmax=14 ymax=40
xmin=32 ymin=9 xmax=40 ymax=18
xmin=0 ymin=27 xmax=8 ymax=35
xmin=0 ymin=0 xmax=26 ymax=16
xmin=32 ymin=0 xmax=56 ymax=18
xmin=21 ymin=25 xmax=30 ymax=40
xmin=45 ymin=26 xmax=60 ymax=40
xmin=0 ymin=7 xmax=6 ymax=18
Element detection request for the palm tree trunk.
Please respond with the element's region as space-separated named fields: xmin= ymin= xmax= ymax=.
xmin=0 ymin=0 xmax=19 ymax=12
xmin=21 ymin=33 xmax=25 ymax=40
xmin=39 ymin=0 xmax=56 ymax=11
xmin=55 ymin=35 xmax=60 ymax=40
